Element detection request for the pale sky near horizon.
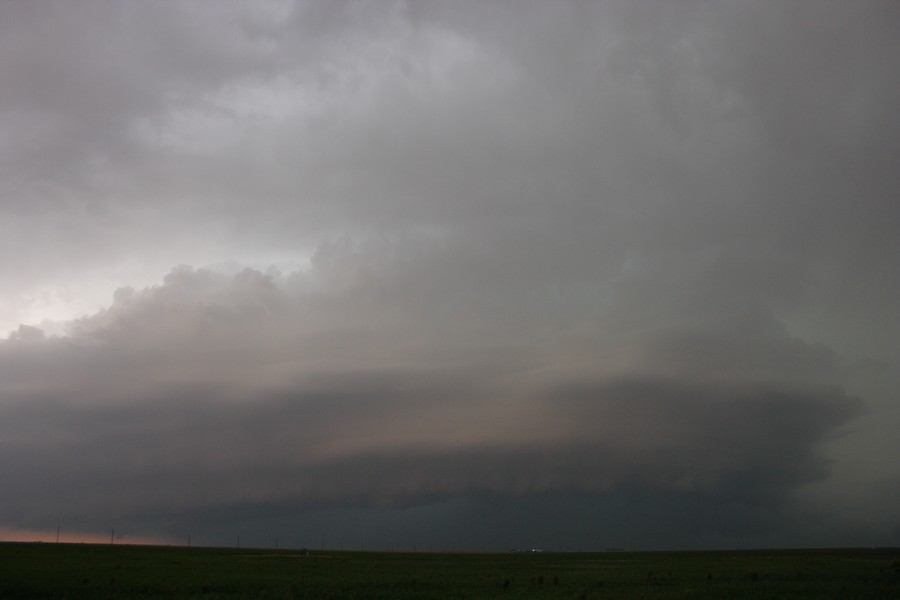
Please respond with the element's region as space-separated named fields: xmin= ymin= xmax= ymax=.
xmin=1 ymin=0 xmax=898 ymax=550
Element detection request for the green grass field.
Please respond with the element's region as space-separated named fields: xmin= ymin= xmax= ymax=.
xmin=1 ymin=543 xmax=898 ymax=599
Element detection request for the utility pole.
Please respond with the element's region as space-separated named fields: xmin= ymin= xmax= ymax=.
xmin=56 ymin=526 xmax=60 ymax=544
xmin=111 ymin=528 xmax=115 ymax=545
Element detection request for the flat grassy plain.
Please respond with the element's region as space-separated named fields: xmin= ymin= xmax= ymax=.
xmin=1 ymin=543 xmax=898 ymax=599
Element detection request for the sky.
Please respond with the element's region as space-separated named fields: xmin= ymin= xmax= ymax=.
xmin=1 ymin=0 xmax=898 ymax=550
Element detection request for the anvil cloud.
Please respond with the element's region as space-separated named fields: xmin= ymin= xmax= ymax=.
xmin=1 ymin=1 xmax=898 ymax=549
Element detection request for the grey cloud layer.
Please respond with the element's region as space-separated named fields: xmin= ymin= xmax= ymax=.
xmin=3 ymin=1 xmax=896 ymax=288
xmin=1 ymin=1 xmax=898 ymax=546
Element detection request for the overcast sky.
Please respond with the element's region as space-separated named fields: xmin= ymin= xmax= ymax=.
xmin=1 ymin=0 xmax=898 ymax=550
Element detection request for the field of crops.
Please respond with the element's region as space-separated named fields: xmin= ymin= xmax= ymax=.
xmin=1 ymin=542 xmax=898 ymax=599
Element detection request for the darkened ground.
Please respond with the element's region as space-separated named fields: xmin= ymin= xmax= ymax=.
xmin=1 ymin=542 xmax=898 ymax=599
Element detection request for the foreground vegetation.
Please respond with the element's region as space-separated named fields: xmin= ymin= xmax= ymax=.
xmin=1 ymin=542 xmax=898 ymax=599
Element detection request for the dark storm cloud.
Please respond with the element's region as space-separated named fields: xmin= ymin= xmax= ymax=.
xmin=0 ymin=263 xmax=862 ymax=545
xmin=1 ymin=1 xmax=898 ymax=547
